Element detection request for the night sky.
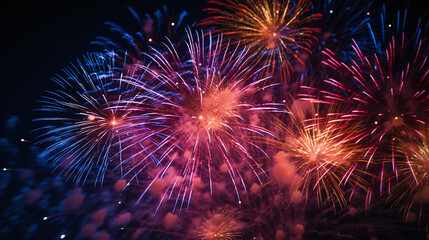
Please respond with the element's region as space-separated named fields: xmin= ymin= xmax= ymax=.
xmin=1 ymin=0 xmax=207 ymax=135
xmin=1 ymin=0 xmax=428 ymax=135
xmin=1 ymin=0 xmax=429 ymax=239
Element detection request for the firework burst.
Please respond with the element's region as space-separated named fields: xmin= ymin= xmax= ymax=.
xmin=200 ymin=0 xmax=321 ymax=81
xmin=117 ymin=30 xmax=283 ymax=212
xmin=194 ymin=209 xmax=242 ymax=240
xmin=33 ymin=52 xmax=144 ymax=185
xmin=301 ymin=30 xmax=429 ymax=194
xmin=388 ymin=131 xmax=429 ymax=223
xmin=268 ymin=101 xmax=367 ymax=207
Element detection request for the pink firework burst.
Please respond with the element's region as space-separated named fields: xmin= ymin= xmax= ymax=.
xmin=117 ymin=30 xmax=283 ymax=212
xmin=301 ymin=31 xmax=429 ymax=198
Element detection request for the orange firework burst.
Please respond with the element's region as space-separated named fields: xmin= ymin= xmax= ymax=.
xmin=200 ymin=0 xmax=321 ymax=81
xmin=195 ymin=209 xmax=242 ymax=240
xmin=269 ymin=101 xmax=367 ymax=207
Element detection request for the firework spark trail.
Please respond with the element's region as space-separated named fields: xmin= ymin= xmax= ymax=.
xmin=195 ymin=209 xmax=242 ymax=240
xmin=366 ymin=4 xmax=429 ymax=55
xmin=199 ymin=0 xmax=321 ymax=82
xmin=301 ymin=188 xmax=419 ymax=240
xmin=267 ymin=101 xmax=367 ymax=207
xmin=294 ymin=0 xmax=374 ymax=88
xmin=115 ymin=30 xmax=284 ymax=213
xmin=300 ymin=18 xmax=429 ymax=199
xmin=234 ymin=175 xmax=413 ymax=240
xmin=19 ymin=1 xmax=429 ymax=240
xmin=387 ymin=130 xmax=429 ymax=226
xmin=92 ymin=5 xmax=192 ymax=64
xmin=33 ymin=52 xmax=149 ymax=185
xmin=309 ymin=0 xmax=373 ymax=58
xmin=267 ymin=0 xmax=374 ymax=104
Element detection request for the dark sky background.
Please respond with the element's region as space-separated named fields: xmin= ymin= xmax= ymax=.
xmin=0 ymin=1 xmax=429 ymax=240
xmin=0 ymin=0 xmax=207 ymax=138
xmin=0 ymin=0 xmax=428 ymax=138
